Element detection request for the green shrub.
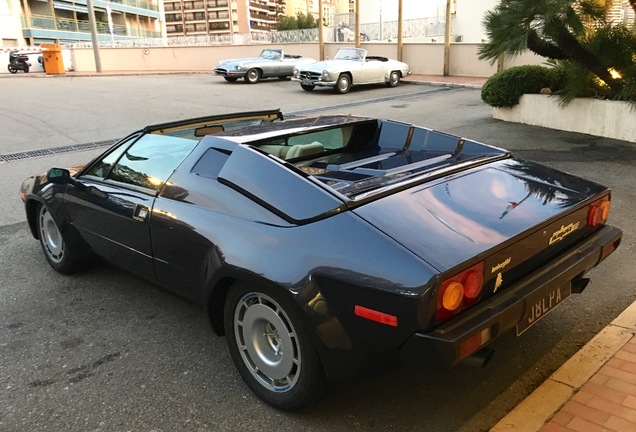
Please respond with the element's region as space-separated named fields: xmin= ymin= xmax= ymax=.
xmin=481 ymin=65 xmax=564 ymax=108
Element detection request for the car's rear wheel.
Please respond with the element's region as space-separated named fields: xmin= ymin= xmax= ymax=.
xmin=335 ymin=74 xmax=351 ymax=94
xmin=386 ymin=71 xmax=400 ymax=87
xmin=301 ymin=84 xmax=315 ymax=91
xmin=37 ymin=204 xmax=81 ymax=274
xmin=245 ymin=68 xmax=261 ymax=84
xmin=224 ymin=282 xmax=327 ymax=410
xmin=224 ymin=76 xmax=238 ymax=82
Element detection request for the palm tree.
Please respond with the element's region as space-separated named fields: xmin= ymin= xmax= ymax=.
xmin=479 ymin=0 xmax=635 ymax=102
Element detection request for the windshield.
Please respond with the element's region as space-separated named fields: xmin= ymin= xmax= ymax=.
xmin=260 ymin=49 xmax=282 ymax=60
xmin=333 ymin=48 xmax=365 ymax=61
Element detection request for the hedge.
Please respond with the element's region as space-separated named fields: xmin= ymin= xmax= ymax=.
xmin=481 ymin=65 xmax=565 ymax=108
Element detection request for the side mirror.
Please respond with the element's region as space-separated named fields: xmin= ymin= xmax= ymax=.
xmin=47 ymin=168 xmax=72 ymax=184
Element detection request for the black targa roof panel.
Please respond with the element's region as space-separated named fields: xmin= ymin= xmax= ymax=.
xmin=217 ymin=145 xmax=346 ymax=224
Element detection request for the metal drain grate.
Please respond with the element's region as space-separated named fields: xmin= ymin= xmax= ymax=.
xmin=0 ymin=139 xmax=119 ymax=163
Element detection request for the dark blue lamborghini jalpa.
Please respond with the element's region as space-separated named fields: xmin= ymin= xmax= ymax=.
xmin=20 ymin=110 xmax=622 ymax=410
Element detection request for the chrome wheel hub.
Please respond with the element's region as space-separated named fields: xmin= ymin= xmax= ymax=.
xmin=234 ymin=292 xmax=301 ymax=393
xmin=39 ymin=206 xmax=64 ymax=263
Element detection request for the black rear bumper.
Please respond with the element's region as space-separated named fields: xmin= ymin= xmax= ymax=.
xmin=403 ymin=225 xmax=622 ymax=367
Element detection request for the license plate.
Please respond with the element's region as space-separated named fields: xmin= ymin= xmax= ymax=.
xmin=516 ymin=283 xmax=571 ymax=336
xmin=302 ymin=79 xmax=312 ymax=85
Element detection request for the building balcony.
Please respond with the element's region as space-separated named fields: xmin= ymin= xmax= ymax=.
xmin=22 ymin=14 xmax=161 ymax=41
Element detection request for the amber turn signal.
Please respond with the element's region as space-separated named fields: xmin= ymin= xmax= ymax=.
xmin=442 ymin=281 xmax=464 ymax=311
xmin=587 ymin=199 xmax=611 ymax=227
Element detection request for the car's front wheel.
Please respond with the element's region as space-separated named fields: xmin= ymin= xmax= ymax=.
xmin=37 ymin=204 xmax=81 ymax=274
xmin=224 ymin=76 xmax=238 ymax=82
xmin=244 ymin=68 xmax=261 ymax=84
xmin=224 ymin=282 xmax=327 ymax=410
xmin=301 ymin=84 xmax=315 ymax=91
xmin=335 ymin=74 xmax=351 ymax=94
xmin=386 ymin=71 xmax=400 ymax=87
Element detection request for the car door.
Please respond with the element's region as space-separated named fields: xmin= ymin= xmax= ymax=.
xmin=354 ymin=60 xmax=386 ymax=84
xmin=64 ymin=133 xmax=198 ymax=281
xmin=64 ymin=110 xmax=282 ymax=283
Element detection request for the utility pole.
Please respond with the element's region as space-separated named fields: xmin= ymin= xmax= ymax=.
xmin=397 ymin=0 xmax=403 ymax=61
xmin=318 ymin=0 xmax=324 ymax=60
xmin=443 ymin=0 xmax=451 ymax=76
xmin=86 ymin=0 xmax=102 ymax=72
xmin=355 ymin=0 xmax=360 ymax=47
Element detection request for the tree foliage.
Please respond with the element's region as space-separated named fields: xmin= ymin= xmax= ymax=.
xmin=479 ymin=0 xmax=636 ymax=106
xmin=277 ymin=13 xmax=317 ymax=31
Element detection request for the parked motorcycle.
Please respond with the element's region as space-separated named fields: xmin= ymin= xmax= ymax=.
xmin=7 ymin=51 xmax=30 ymax=74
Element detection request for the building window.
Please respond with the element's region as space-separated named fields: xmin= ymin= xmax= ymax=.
xmin=165 ymin=13 xmax=182 ymax=22
xmin=210 ymin=21 xmax=230 ymax=31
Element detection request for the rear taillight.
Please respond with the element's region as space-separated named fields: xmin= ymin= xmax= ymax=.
xmin=587 ymin=197 xmax=611 ymax=227
xmin=436 ymin=262 xmax=485 ymax=324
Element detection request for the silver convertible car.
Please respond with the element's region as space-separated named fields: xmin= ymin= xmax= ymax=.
xmin=213 ymin=49 xmax=316 ymax=84
xmin=292 ymin=47 xmax=411 ymax=94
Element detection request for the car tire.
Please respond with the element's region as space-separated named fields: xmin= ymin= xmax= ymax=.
xmin=224 ymin=281 xmax=328 ymax=411
xmin=386 ymin=71 xmax=400 ymax=87
xmin=244 ymin=68 xmax=261 ymax=84
xmin=301 ymin=84 xmax=315 ymax=91
xmin=335 ymin=74 xmax=351 ymax=94
xmin=224 ymin=77 xmax=238 ymax=82
xmin=278 ymin=76 xmax=288 ymax=80
xmin=8 ymin=64 xmax=17 ymax=74
xmin=37 ymin=204 xmax=81 ymax=274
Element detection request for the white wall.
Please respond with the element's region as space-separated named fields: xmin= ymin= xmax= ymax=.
xmin=453 ymin=0 xmax=498 ymax=43
xmin=0 ymin=0 xmax=26 ymax=47
xmin=494 ymin=95 xmax=636 ymax=143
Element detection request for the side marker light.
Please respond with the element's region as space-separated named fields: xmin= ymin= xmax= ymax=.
xmin=354 ymin=305 xmax=398 ymax=327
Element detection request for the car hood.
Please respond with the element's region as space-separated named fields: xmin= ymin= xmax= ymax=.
xmin=216 ymin=57 xmax=261 ymax=68
xmin=299 ymin=59 xmax=360 ymax=72
xmin=352 ymin=158 xmax=606 ymax=273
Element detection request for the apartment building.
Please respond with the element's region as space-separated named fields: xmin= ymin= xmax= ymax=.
xmin=1 ymin=0 xmax=162 ymax=46
xmin=164 ymin=0 xmax=284 ymax=37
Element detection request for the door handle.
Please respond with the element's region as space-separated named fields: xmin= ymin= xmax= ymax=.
xmin=133 ymin=205 xmax=149 ymax=222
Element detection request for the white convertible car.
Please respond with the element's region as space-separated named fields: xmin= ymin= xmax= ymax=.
xmin=292 ymin=47 xmax=411 ymax=94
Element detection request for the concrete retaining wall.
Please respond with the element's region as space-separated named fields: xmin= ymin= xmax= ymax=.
xmin=70 ymin=42 xmax=545 ymax=77
xmin=493 ymin=94 xmax=636 ymax=143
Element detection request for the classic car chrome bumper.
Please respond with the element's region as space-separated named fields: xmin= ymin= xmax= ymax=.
xmin=214 ymin=68 xmax=246 ymax=78
xmin=291 ymin=77 xmax=337 ymax=87
xmin=402 ymin=225 xmax=622 ymax=367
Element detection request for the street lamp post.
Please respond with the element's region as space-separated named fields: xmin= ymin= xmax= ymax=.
xmin=443 ymin=0 xmax=451 ymax=76
xmin=86 ymin=0 xmax=102 ymax=72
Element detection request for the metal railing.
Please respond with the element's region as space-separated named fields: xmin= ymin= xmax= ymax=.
xmin=107 ymin=0 xmax=159 ymax=12
xmin=25 ymin=14 xmax=160 ymax=39
xmin=63 ymin=16 xmax=445 ymax=48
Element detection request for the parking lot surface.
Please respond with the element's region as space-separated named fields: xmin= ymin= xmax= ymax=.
xmin=1 ymin=75 xmax=634 ymax=431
